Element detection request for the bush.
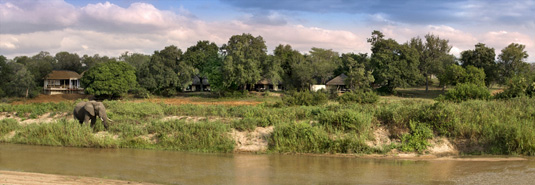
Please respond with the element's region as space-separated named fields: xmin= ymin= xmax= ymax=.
xmin=495 ymin=76 xmax=534 ymax=99
xmin=437 ymin=83 xmax=490 ymax=102
xmin=318 ymin=110 xmax=373 ymax=133
xmin=282 ymin=91 xmax=328 ymax=106
xmin=130 ymin=87 xmax=151 ymax=99
xmin=400 ymin=120 xmax=433 ymax=153
xmin=337 ymin=91 xmax=379 ymax=104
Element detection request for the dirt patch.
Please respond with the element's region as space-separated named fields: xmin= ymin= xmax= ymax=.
xmin=231 ymin=126 xmax=274 ymax=152
xmin=0 ymin=112 xmax=71 ymax=125
xmin=2 ymin=131 xmax=16 ymax=140
xmin=0 ymin=170 xmax=155 ymax=185
xmin=366 ymin=126 xmax=392 ymax=149
xmin=428 ymin=137 xmax=458 ymax=155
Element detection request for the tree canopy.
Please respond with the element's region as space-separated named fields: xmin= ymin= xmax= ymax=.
xmin=221 ymin=33 xmax=267 ymax=91
xmin=81 ymin=60 xmax=137 ymax=98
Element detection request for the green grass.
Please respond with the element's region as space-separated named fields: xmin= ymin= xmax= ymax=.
xmin=1 ymin=94 xmax=534 ymax=155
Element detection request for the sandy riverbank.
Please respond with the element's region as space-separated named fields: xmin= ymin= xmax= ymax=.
xmin=0 ymin=170 xmax=156 ymax=185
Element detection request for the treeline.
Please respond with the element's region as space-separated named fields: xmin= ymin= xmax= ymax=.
xmin=1 ymin=31 xmax=534 ymax=98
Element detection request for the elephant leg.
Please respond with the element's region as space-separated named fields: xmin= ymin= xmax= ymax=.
xmin=90 ymin=118 xmax=97 ymax=128
xmin=83 ymin=115 xmax=91 ymax=126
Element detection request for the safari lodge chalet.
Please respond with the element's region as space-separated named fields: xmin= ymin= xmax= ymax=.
xmin=43 ymin=70 xmax=84 ymax=94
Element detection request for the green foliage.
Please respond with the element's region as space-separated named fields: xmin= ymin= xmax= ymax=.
xmin=409 ymin=34 xmax=453 ymax=91
xmin=318 ymin=110 xmax=373 ymax=133
xmin=138 ymin=45 xmax=195 ymax=95
xmin=147 ymin=120 xmax=234 ymax=152
xmin=337 ymin=91 xmax=379 ymax=104
xmin=497 ymin=43 xmax=530 ymax=85
xmin=460 ymin=43 xmax=497 ymax=86
xmin=369 ymin=31 xmax=421 ymax=93
xmin=494 ymin=75 xmax=535 ymax=99
xmin=221 ymin=33 xmax=266 ymax=91
xmin=81 ymin=61 xmax=138 ymax=98
xmin=400 ymin=121 xmax=433 ymax=152
xmin=282 ymin=91 xmax=328 ymax=106
xmin=437 ymin=83 xmax=490 ymax=102
xmin=11 ymin=120 xmax=119 ymax=148
xmin=269 ymin=122 xmax=372 ymax=153
xmin=54 ymin=51 xmax=82 ymax=73
xmin=0 ymin=119 xmax=20 ymax=136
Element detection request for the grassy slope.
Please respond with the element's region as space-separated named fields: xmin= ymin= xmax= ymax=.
xmin=1 ymin=88 xmax=534 ymax=155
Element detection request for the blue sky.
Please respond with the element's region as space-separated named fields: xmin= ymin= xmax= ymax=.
xmin=1 ymin=0 xmax=534 ymax=62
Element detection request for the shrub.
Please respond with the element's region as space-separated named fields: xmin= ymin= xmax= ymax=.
xmin=495 ymin=76 xmax=534 ymax=99
xmin=282 ymin=91 xmax=328 ymax=106
xmin=337 ymin=91 xmax=379 ymax=104
xmin=400 ymin=120 xmax=433 ymax=153
xmin=318 ymin=110 xmax=373 ymax=133
xmin=437 ymin=83 xmax=490 ymax=102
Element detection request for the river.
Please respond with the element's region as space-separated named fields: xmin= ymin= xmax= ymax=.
xmin=1 ymin=143 xmax=534 ymax=184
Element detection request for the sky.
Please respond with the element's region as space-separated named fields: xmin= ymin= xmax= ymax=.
xmin=0 ymin=0 xmax=534 ymax=62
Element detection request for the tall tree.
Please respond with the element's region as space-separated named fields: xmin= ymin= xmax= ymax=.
xmin=273 ymin=44 xmax=305 ymax=90
xmin=409 ymin=34 xmax=452 ymax=92
xmin=497 ymin=43 xmax=530 ymax=84
xmin=221 ymin=33 xmax=267 ymax=91
xmin=0 ymin=55 xmax=9 ymax=97
xmin=54 ymin=51 xmax=82 ymax=73
xmin=28 ymin=51 xmax=54 ymax=86
xmin=368 ymin=31 xmax=421 ymax=93
xmin=81 ymin=60 xmax=137 ymax=98
xmin=81 ymin=54 xmax=111 ymax=71
xmin=460 ymin=43 xmax=497 ymax=86
xmin=4 ymin=63 xmax=36 ymax=98
xmin=343 ymin=55 xmax=374 ymax=91
xmin=182 ymin=41 xmax=221 ymax=91
xmin=308 ymin=47 xmax=340 ymax=84
xmin=138 ymin=45 xmax=194 ymax=96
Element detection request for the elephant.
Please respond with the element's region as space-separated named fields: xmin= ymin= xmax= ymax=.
xmin=73 ymin=101 xmax=112 ymax=129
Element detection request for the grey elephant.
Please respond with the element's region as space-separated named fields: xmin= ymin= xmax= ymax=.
xmin=73 ymin=101 xmax=112 ymax=129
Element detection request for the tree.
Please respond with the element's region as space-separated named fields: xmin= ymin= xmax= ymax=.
xmin=0 ymin=55 xmax=10 ymax=97
xmin=460 ymin=43 xmax=497 ymax=86
xmin=138 ymin=45 xmax=194 ymax=96
xmin=81 ymin=54 xmax=111 ymax=71
xmin=221 ymin=33 xmax=267 ymax=91
xmin=497 ymin=43 xmax=530 ymax=84
xmin=409 ymin=34 xmax=452 ymax=92
xmin=182 ymin=41 xmax=221 ymax=92
xmin=81 ymin=61 xmax=137 ymax=98
xmin=54 ymin=51 xmax=82 ymax=73
xmin=273 ymin=44 xmax=305 ymax=90
xmin=368 ymin=30 xmax=421 ymax=93
xmin=308 ymin=48 xmax=340 ymax=84
xmin=438 ymin=64 xmax=485 ymax=88
xmin=343 ymin=55 xmax=374 ymax=91
xmin=4 ymin=63 xmax=36 ymax=98
xmin=28 ymin=51 xmax=54 ymax=87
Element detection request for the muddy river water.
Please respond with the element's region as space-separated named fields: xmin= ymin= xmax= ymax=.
xmin=1 ymin=143 xmax=534 ymax=184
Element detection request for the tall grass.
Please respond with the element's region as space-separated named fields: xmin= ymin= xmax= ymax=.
xmin=1 ymin=97 xmax=535 ymax=155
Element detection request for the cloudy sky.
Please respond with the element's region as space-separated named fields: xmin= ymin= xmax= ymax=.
xmin=1 ymin=0 xmax=534 ymax=62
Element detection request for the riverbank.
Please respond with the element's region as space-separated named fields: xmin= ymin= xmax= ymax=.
xmin=0 ymin=170 xmax=155 ymax=185
xmin=1 ymin=96 xmax=534 ymax=156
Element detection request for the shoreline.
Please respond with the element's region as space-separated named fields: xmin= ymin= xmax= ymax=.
xmin=0 ymin=170 xmax=156 ymax=185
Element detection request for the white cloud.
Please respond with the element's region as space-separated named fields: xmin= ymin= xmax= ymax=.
xmin=1 ymin=0 xmax=534 ymax=63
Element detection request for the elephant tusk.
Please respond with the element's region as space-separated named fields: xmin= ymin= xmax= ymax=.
xmin=107 ymin=118 xmax=114 ymax=122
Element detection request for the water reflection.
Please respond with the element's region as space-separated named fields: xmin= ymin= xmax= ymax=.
xmin=1 ymin=144 xmax=534 ymax=184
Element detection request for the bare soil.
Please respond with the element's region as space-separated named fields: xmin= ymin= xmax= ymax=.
xmin=0 ymin=170 xmax=156 ymax=185
xmin=10 ymin=94 xmax=93 ymax=104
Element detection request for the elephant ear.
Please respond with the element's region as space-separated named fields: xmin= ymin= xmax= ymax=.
xmin=84 ymin=102 xmax=95 ymax=116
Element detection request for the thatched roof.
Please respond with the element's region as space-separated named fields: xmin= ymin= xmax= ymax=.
xmin=45 ymin=70 xmax=82 ymax=80
xmin=326 ymin=74 xmax=347 ymax=86
xmin=192 ymin=76 xmax=209 ymax=85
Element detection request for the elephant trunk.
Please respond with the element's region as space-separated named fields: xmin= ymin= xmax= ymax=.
xmin=99 ymin=111 xmax=111 ymax=129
